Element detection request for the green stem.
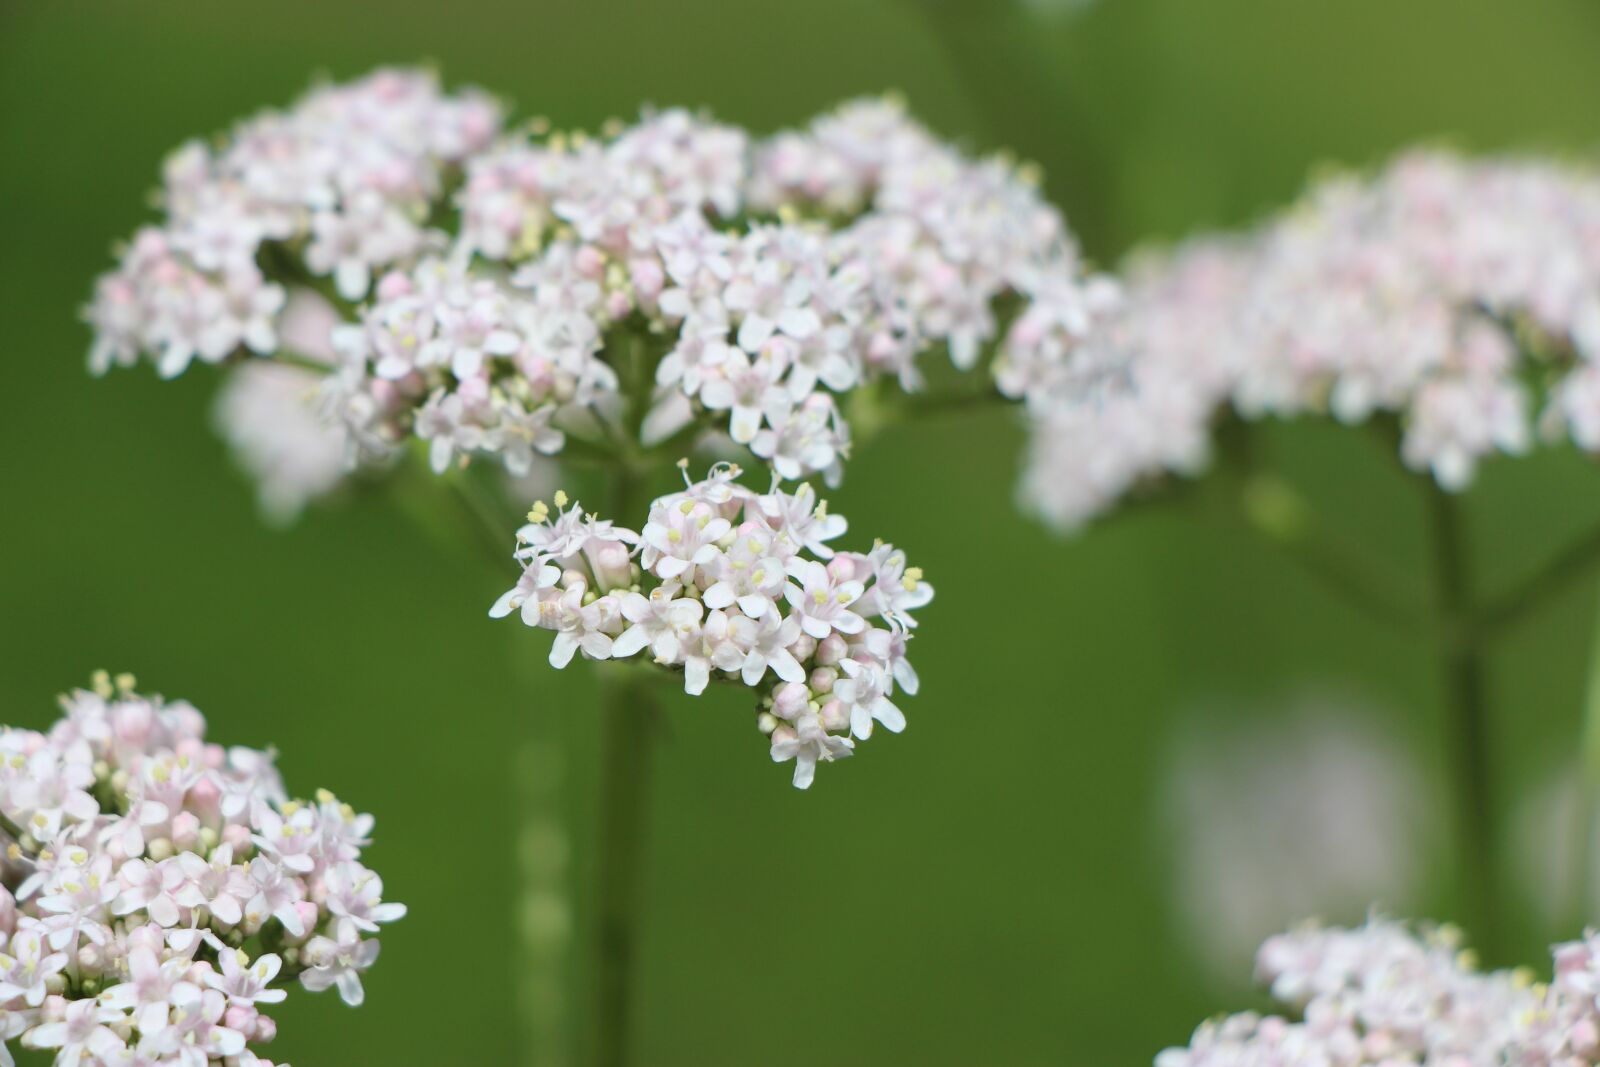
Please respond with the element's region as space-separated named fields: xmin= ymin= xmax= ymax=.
xmin=1572 ymin=581 xmax=1600 ymax=933
xmin=1477 ymin=519 xmax=1600 ymax=637
xmin=1423 ymin=484 xmax=1501 ymax=958
xmin=588 ymin=669 xmax=660 ymax=1067
xmin=584 ymin=325 xmax=662 ymax=1067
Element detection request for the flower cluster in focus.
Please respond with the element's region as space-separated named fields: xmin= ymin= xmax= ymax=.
xmin=1026 ymin=152 xmax=1600 ymax=529
xmin=0 ymin=673 xmax=403 ymax=1066
xmin=490 ymin=467 xmax=931 ymax=788
xmin=86 ymin=69 xmax=1112 ymax=515
xmin=1159 ymin=917 xmax=1600 ymax=1067
xmin=86 ymin=69 xmax=500 ymax=381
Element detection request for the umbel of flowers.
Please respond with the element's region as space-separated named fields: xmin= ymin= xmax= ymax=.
xmin=84 ymin=67 xmax=1112 ymax=519
xmin=1159 ymin=917 xmax=1600 ymax=1066
xmin=0 ymin=673 xmax=402 ymax=1066
xmin=1025 ymin=151 xmax=1600 ymax=530
xmin=491 ymin=465 xmax=931 ymax=788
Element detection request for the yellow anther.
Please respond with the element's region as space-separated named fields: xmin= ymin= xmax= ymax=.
xmin=4 ymin=845 xmax=18 ymax=862
xmin=667 ymin=529 xmax=682 ymax=544
xmin=91 ymin=670 xmax=113 ymax=698
xmin=339 ymin=803 xmax=355 ymax=821
xmin=676 ymin=457 xmax=689 ymax=469
xmin=813 ymin=590 xmax=827 ymax=606
xmin=30 ymin=814 xmax=45 ymax=828
xmin=151 ymin=763 xmax=169 ymax=785
xmin=835 ymin=591 xmax=852 ymax=604
xmin=553 ymin=490 xmax=569 ymax=508
xmin=678 ymin=500 xmax=695 ymax=515
xmin=315 ymin=788 xmax=335 ymax=805
xmin=281 ymin=800 xmax=302 ymax=817
xmin=114 ymin=672 xmax=136 ymax=692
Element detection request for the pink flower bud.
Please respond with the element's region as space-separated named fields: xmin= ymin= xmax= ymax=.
xmin=288 ymin=901 xmax=321 ymax=944
xmin=226 ymin=1004 xmax=260 ymax=1038
xmin=808 ymin=667 xmax=837 ymax=694
xmin=630 ymin=258 xmax=664 ymax=300
xmin=825 ymin=556 xmax=857 ymax=583
xmin=586 ymin=539 xmax=635 ymax=593
xmin=77 ymin=943 xmax=105 ymax=975
xmin=375 ymin=269 xmax=414 ymax=301
xmin=171 ymin=811 xmax=201 ymax=851
xmin=222 ymin=823 xmax=253 ymax=852
xmin=0 ymin=886 xmax=16 ymax=936
xmin=789 ymin=634 xmax=817 ymax=663
xmin=819 ymin=698 xmax=848 ymax=732
xmin=254 ymin=1015 xmax=278 ymax=1043
xmin=575 ymin=245 xmax=605 ymax=279
xmin=815 ymin=634 xmax=847 ymax=666
xmin=772 ymin=682 xmax=809 ymax=721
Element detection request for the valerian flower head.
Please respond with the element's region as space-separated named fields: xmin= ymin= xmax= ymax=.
xmin=89 ymin=69 xmax=1114 ymax=519
xmin=1026 ymin=151 xmax=1600 ymax=530
xmin=491 ymin=468 xmax=932 ymax=788
xmin=0 ymin=673 xmax=403 ymax=1065
xmin=1158 ymin=917 xmax=1600 ymax=1067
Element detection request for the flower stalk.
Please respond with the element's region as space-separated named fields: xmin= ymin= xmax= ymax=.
xmin=1422 ymin=483 xmax=1501 ymax=961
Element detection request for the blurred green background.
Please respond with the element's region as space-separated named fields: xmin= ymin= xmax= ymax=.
xmin=4 ymin=1 xmax=1600 ymax=1062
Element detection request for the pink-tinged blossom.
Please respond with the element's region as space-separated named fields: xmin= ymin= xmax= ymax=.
xmin=0 ymin=675 xmax=400 ymax=1064
xmin=495 ymin=471 xmax=930 ymax=787
xmin=1159 ymin=917 xmax=1600 ymax=1067
xmin=1031 ymin=151 xmax=1600 ymax=530
xmin=93 ymin=76 xmax=1113 ymax=512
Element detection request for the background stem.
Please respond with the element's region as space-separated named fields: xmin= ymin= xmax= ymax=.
xmin=1571 ymin=581 xmax=1600 ymax=933
xmin=1424 ymin=484 xmax=1500 ymax=958
xmin=589 ymin=670 xmax=659 ymax=1067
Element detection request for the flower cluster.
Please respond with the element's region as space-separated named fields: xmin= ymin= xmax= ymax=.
xmin=0 ymin=673 xmax=402 ymax=1066
xmin=86 ymin=68 xmax=501 ymax=380
xmin=1025 ymin=151 xmax=1600 ymax=529
xmin=87 ymin=69 xmax=1111 ymax=506
xmin=1161 ymin=702 xmax=1432 ymax=978
xmin=490 ymin=467 xmax=931 ymax=788
xmin=1159 ymin=918 xmax=1600 ymax=1067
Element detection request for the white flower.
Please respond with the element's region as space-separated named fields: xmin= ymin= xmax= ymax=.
xmin=300 ymin=918 xmax=381 ymax=1007
xmin=22 ymin=998 xmax=125 ymax=1066
xmin=700 ymin=527 xmax=787 ymax=618
xmin=784 ymin=560 xmax=866 ymax=640
xmin=727 ymin=607 xmax=806 ymax=687
xmin=769 ymin=710 xmax=854 ymax=790
xmin=0 ymin=929 xmax=67 ymax=1007
xmin=204 ymin=949 xmax=288 ymax=1007
xmin=641 ymin=498 xmax=732 ymax=584
xmin=323 ymin=863 xmax=407 ymax=934
xmin=610 ymin=587 xmax=704 ymax=664
xmin=833 ymin=658 xmax=906 ymax=740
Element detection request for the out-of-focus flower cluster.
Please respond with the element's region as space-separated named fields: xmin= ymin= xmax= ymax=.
xmin=87 ymin=68 xmax=1112 ymax=514
xmin=1158 ymin=917 xmax=1600 ymax=1067
xmin=1161 ymin=702 xmax=1433 ymax=979
xmin=1026 ymin=152 xmax=1600 ymax=529
xmin=86 ymin=69 xmax=501 ymax=381
xmin=0 ymin=673 xmax=403 ymax=1066
xmin=490 ymin=467 xmax=931 ymax=788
